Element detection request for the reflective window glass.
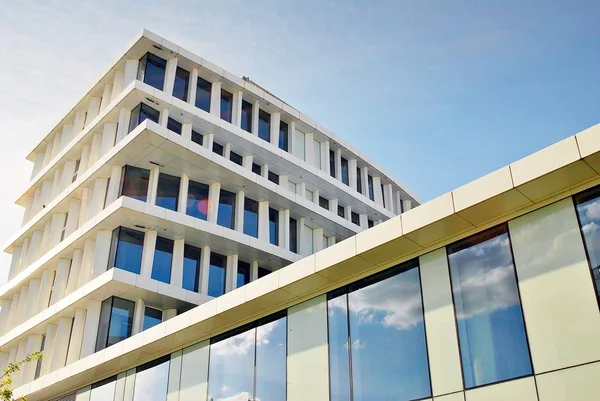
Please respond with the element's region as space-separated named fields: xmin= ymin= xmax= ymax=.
xmin=268 ymin=171 xmax=279 ymax=184
xmin=269 ymin=208 xmax=279 ymax=246
xmin=230 ymin=151 xmax=243 ymax=166
xmin=448 ymin=225 xmax=532 ymax=388
xmin=183 ymin=244 xmax=201 ymax=292
xmin=90 ymin=377 xmax=117 ymax=401
xmin=290 ymin=217 xmax=298 ymax=254
xmin=167 ymin=117 xmax=182 ymax=135
xmin=356 ymin=167 xmax=362 ymax=194
xmin=258 ymin=110 xmax=270 ymax=142
xmin=121 ymin=165 xmax=150 ymax=201
xmin=241 ymin=100 xmax=252 ymax=132
xmin=338 ymin=205 xmax=345 ymax=218
xmin=237 ymin=261 xmax=251 ymax=288
xmin=151 ymin=236 xmax=173 ymax=284
xmin=191 ymin=130 xmax=203 ymax=146
xmin=138 ymin=53 xmax=166 ymax=90
xmin=129 ymin=103 xmax=160 ymax=133
xmin=217 ymin=189 xmax=236 ymax=229
xmin=208 ymin=253 xmax=227 ymax=297
xmin=255 ymin=317 xmax=287 ymax=401
xmin=341 ymin=157 xmax=349 ymax=185
xmin=328 ymin=293 xmax=351 ymax=401
xmin=133 ymin=356 xmax=170 ymax=401
xmin=111 ymin=227 xmax=144 ymax=274
xmin=368 ymin=176 xmax=374 ymax=201
xmin=319 ymin=196 xmax=329 ymax=210
xmin=574 ymin=187 xmax=600 ymax=303
xmin=96 ymin=297 xmax=134 ymax=351
xmin=173 ymin=66 xmax=189 ymax=101
xmin=330 ymin=150 xmax=336 ymax=178
xmin=156 ymin=173 xmax=180 ymax=211
xmin=252 ymin=163 xmax=262 ymax=175
xmin=143 ymin=307 xmax=163 ymax=331
xmin=187 ymin=180 xmax=209 ymax=221
xmin=195 ymin=77 xmax=212 ymax=112
xmin=213 ymin=141 xmax=224 ymax=156
xmin=220 ymin=90 xmax=233 ymax=123
xmin=279 ymin=121 xmax=289 ymax=152
xmin=351 ymin=212 xmax=360 ymax=226
xmin=243 ymin=198 xmax=259 ymax=238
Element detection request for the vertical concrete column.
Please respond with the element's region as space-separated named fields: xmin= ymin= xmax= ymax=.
xmin=320 ymin=141 xmax=330 ymax=174
xmin=21 ymin=334 xmax=43 ymax=384
xmin=48 ymin=213 xmax=66 ymax=248
xmin=49 ymin=316 xmax=73 ymax=371
xmin=42 ymin=142 xmax=53 ymax=166
xmin=60 ymin=160 xmax=76 ymax=191
xmin=348 ymin=159 xmax=358 ymax=191
xmin=92 ymin=230 xmax=111 ymax=279
xmin=113 ymin=371 xmax=127 ymax=401
xmin=100 ymin=83 xmax=113 ymax=111
xmin=334 ymin=148 xmax=342 ymax=180
xmin=242 ymin=155 xmax=253 ymax=170
xmin=288 ymin=121 xmax=296 ymax=155
xmin=112 ymin=71 xmax=124 ymax=101
xmin=383 ymin=184 xmax=394 ymax=212
xmin=0 ymin=351 xmax=7 ymax=373
xmin=40 ymin=323 xmax=58 ymax=376
xmin=13 ymin=340 xmax=27 ymax=387
xmin=132 ymin=298 xmax=146 ymax=335
xmin=32 ymin=152 xmax=45 ymax=178
xmin=203 ymin=133 xmax=214 ymax=150
xmin=177 ymin=173 xmax=189 ymax=214
xmin=26 ymin=231 xmax=43 ymax=266
xmin=182 ymin=123 xmax=192 ymax=143
xmin=38 ymin=269 xmax=55 ymax=311
xmin=8 ymin=247 xmax=22 ymax=280
xmin=22 ymin=198 xmax=33 ymax=225
xmin=116 ymin=108 xmax=131 ymax=143
xmin=123 ymin=368 xmax=136 ymax=401
xmin=329 ymin=199 xmax=338 ymax=215
xmin=313 ymin=228 xmax=325 ymax=252
xmin=209 ymin=81 xmax=221 ymax=117
xmin=60 ymin=124 xmax=73 ymax=149
xmin=65 ymin=199 xmax=81 ymax=237
xmin=80 ymin=299 xmax=101 ymax=358
xmin=297 ymin=218 xmax=309 ymax=257
xmin=89 ymin=177 xmax=109 ymax=217
xmin=15 ymin=285 xmax=29 ymax=325
xmin=226 ymin=254 xmax=238 ymax=292
xmin=171 ymin=238 xmax=185 ymax=288
xmin=359 ymin=214 xmax=369 ymax=230
xmin=51 ymin=169 xmax=62 ymax=199
xmin=25 ymin=278 xmax=41 ymax=319
xmin=223 ymin=143 xmax=231 ymax=160
xmin=0 ymin=300 xmax=12 ymax=335
xmin=31 ymin=188 xmax=42 ymax=217
xmin=187 ymin=69 xmax=199 ymax=104
xmin=40 ymin=221 xmax=52 ymax=255
xmin=140 ymin=230 xmax=158 ymax=278
xmin=199 ymin=246 xmax=211 ymax=295
xmin=79 ymin=146 xmax=91 ymax=178
xmin=66 ymin=249 xmax=83 ymax=295
xmin=101 ymin=123 xmax=118 ymax=155
xmin=344 ymin=205 xmax=352 ymax=222
xmin=51 ymin=132 xmax=62 ymax=159
xmin=231 ymin=91 xmax=243 ymax=127
xmin=88 ymin=133 xmax=102 ymax=166
xmin=77 ymin=239 xmax=96 ymax=287
xmin=296 ymin=182 xmax=306 ymax=200
xmin=250 ymin=261 xmax=259 ymax=282
xmin=167 ymin=350 xmax=183 ymax=401
xmin=123 ymin=59 xmax=139 ymax=87
xmin=402 ymin=199 xmax=412 ymax=212
xmin=261 ymin=164 xmax=269 ymax=180
xmin=147 ymin=167 xmax=160 ymax=205
xmin=327 ymin=236 xmax=336 ymax=247
xmin=372 ymin=176 xmax=384 ymax=206
xmin=279 ymin=209 xmax=290 ymax=251
xmin=251 ymin=100 xmax=260 ymax=135
xmin=164 ymin=57 xmax=178 ymax=96
xmin=66 ymin=308 xmax=87 ymax=364
xmin=279 ymin=175 xmax=289 ymax=190
xmin=7 ymin=293 xmax=19 ymax=329
xmin=234 ymin=190 xmax=245 ymax=232
xmin=41 ymin=180 xmax=53 ymax=207
xmin=207 ymin=182 xmax=221 ymax=224
xmin=7 ymin=347 xmax=17 ymax=368
xmin=73 ymin=111 xmax=86 ymax=135
xmin=159 ymin=108 xmax=170 ymax=127
xmin=258 ymin=200 xmax=270 ymax=242
xmin=106 ymin=165 xmax=122 ymax=205
xmin=86 ymin=97 xmax=101 ymax=124
xmin=360 ymin=167 xmax=369 ymax=197
xmin=270 ymin=112 xmax=281 ymax=147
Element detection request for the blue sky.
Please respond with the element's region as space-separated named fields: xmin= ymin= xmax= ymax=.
xmin=0 ymin=0 xmax=598 ymax=284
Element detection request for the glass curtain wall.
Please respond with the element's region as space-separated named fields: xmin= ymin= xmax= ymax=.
xmin=132 ymin=356 xmax=170 ymax=401
xmin=187 ymin=180 xmax=209 ymax=221
xmin=121 ymin=166 xmax=150 ymax=201
xmin=137 ymin=53 xmax=166 ymax=90
xmin=110 ymin=227 xmax=145 ymax=274
xmin=574 ymin=187 xmax=600 ymax=305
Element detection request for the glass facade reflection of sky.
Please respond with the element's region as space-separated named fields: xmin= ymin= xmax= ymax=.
xmin=183 ymin=244 xmax=201 ymax=292
xmin=327 ymin=293 xmax=352 ymax=401
xmin=121 ymin=165 xmax=150 ymax=202
xmin=143 ymin=307 xmax=163 ymax=331
xmin=255 ymin=317 xmax=287 ymax=401
xmin=156 ymin=173 xmax=180 ymax=211
xmin=90 ymin=377 xmax=116 ymax=401
xmin=237 ymin=261 xmax=250 ymax=288
xmin=195 ymin=77 xmax=211 ymax=112
xmin=113 ymin=227 xmax=144 ymax=274
xmin=241 ymin=100 xmax=252 ymax=132
xmin=96 ymin=297 xmax=134 ymax=351
xmin=208 ymin=253 xmax=226 ymax=297
xmin=173 ymin=66 xmax=189 ymax=101
xmin=575 ymin=189 xmax=600 ymax=302
xmin=258 ymin=110 xmax=270 ymax=142
xmin=151 ymin=237 xmax=173 ymax=284
xmin=186 ymin=180 xmax=209 ymax=221
xmin=133 ymin=357 xmax=170 ymax=401
xmin=220 ymin=90 xmax=233 ymax=123
xmin=243 ymin=198 xmax=259 ymax=237
xmin=138 ymin=53 xmax=166 ymax=90
xmin=448 ymin=225 xmax=532 ymax=389
xmin=217 ymin=189 xmax=236 ymax=229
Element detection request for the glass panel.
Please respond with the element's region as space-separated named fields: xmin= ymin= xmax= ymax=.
xmin=139 ymin=53 xmax=166 ymax=90
xmin=255 ymin=317 xmax=287 ymax=401
xmin=313 ymin=140 xmax=321 ymax=169
xmin=356 ymin=167 xmax=362 ymax=194
xmin=237 ymin=261 xmax=251 ymax=288
xmin=167 ymin=117 xmax=182 ymax=135
xmin=183 ymin=244 xmax=201 ymax=292
xmin=95 ymin=297 xmax=113 ymax=351
xmin=213 ymin=141 xmax=224 ymax=156
xmin=107 ymin=297 xmax=134 ymax=347
xmin=294 ymin=129 xmax=305 ymax=160
xmin=338 ymin=205 xmax=345 ymax=218
xmin=252 ymin=163 xmax=262 ymax=175
xmin=268 ymin=171 xmax=279 ymax=184
xmin=191 ymin=130 xmax=203 ymax=146
xmin=368 ymin=220 xmax=374 ymax=228
xmin=290 ymin=217 xmax=298 ymax=253
xmin=351 ymin=212 xmax=360 ymax=226
xmin=347 ymin=263 xmax=431 ymax=401
xmin=241 ymin=100 xmax=252 ymax=132
xmin=217 ymin=189 xmax=236 ymax=229
xmin=121 ymin=165 xmax=150 ymax=201
xmin=133 ymin=357 xmax=170 ymax=401
xmin=305 ymin=189 xmax=313 ymax=202
xmin=243 ymin=198 xmax=259 ymax=238
xmin=328 ymin=293 xmax=351 ymax=401
xmin=151 ymin=237 xmax=173 ymax=284
xmin=341 ymin=157 xmax=349 ymax=185
xmin=279 ymin=121 xmax=289 ymax=152
xmin=173 ymin=66 xmax=189 ymax=101
xmin=195 ymin=77 xmax=212 ymax=112
xmin=90 ymin=377 xmax=117 ymax=401
xmin=258 ymin=110 xmax=270 ymax=142
xmin=208 ymin=327 xmax=255 ymax=401
xmin=114 ymin=227 xmax=144 ymax=274
xmin=575 ymin=188 xmax=600 ymax=301
xmin=448 ymin=226 xmax=532 ymax=388
xmin=187 ymin=180 xmax=209 ymax=221
xmin=220 ymin=90 xmax=233 ymax=123
xmin=368 ymin=176 xmax=374 ymax=201
xmin=129 ymin=103 xmax=160 ymax=133
xmin=269 ymin=208 xmax=279 ymax=246
xmin=319 ymin=196 xmax=329 ymax=210
xmin=156 ymin=173 xmax=180 ymax=211
xmin=230 ymin=151 xmax=243 ymax=166
xmin=258 ymin=267 xmax=270 ymax=278
xmin=208 ymin=253 xmax=226 ymax=297
xmin=143 ymin=307 xmax=163 ymax=331
xmin=330 ymin=150 xmax=336 ymax=178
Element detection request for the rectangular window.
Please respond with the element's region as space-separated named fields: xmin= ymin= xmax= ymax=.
xmin=356 ymin=167 xmax=362 ymax=194
xmin=72 ymin=159 xmax=80 ymax=183
xmin=133 ymin=356 xmax=170 ymax=401
xmin=172 ymin=66 xmax=189 ymax=101
xmin=212 ymin=141 xmax=224 ymax=157
xmin=208 ymin=252 xmax=227 ymax=297
xmin=186 ymin=180 xmax=209 ymax=220
xmin=217 ymin=189 xmax=236 ymax=229
xmin=341 ymin=157 xmax=349 ymax=185
xmin=351 ymin=212 xmax=360 ymax=226
xmin=143 ymin=307 xmax=163 ymax=331
xmin=191 ymin=130 xmax=203 ymax=146
xmin=137 ymin=53 xmax=166 ymax=90
xmin=269 ymin=208 xmax=279 ymax=246
xmin=252 ymin=163 xmax=262 ymax=175
xmin=220 ymin=90 xmax=233 ymax=123
xmin=195 ymin=77 xmax=212 ymax=112
xmin=167 ymin=117 xmax=182 ymax=135
xmin=368 ymin=219 xmax=374 ymax=228
xmin=319 ymin=196 xmax=329 ymax=210
xmin=368 ymin=175 xmax=374 ymax=201
xmin=121 ymin=165 xmax=150 ymax=201
xmin=156 ymin=173 xmax=180 ymax=211
xmin=95 ymin=296 xmax=135 ymax=351
xmin=241 ymin=100 xmax=253 ymax=132
xmin=128 ymin=103 xmax=160 ymax=133
xmin=329 ymin=149 xmax=336 ymax=178
xmin=258 ymin=110 xmax=270 ymax=142
xmin=447 ymin=225 xmax=532 ymax=388
xmin=110 ymin=227 xmax=144 ymax=274
xmin=268 ymin=171 xmax=279 ymax=184
xmin=381 ymin=183 xmax=386 ymax=208
xmin=90 ymin=376 xmax=117 ymax=401
xmin=243 ymin=197 xmax=259 ymax=238
xmin=237 ymin=260 xmax=251 ymax=288
xmin=60 ymin=212 xmax=69 ymax=242
xmin=279 ymin=121 xmax=289 ymax=151
xmin=151 ymin=236 xmax=173 ymax=284
xmin=230 ymin=151 xmax=243 ymax=166
xmin=337 ymin=205 xmax=345 ymax=218
xmin=183 ymin=244 xmax=201 ymax=292
xmin=258 ymin=267 xmax=271 ymax=278
xmin=574 ymin=186 xmax=600 ymax=305
xmin=290 ymin=217 xmax=298 ymax=253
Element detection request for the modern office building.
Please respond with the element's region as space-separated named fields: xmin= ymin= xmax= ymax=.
xmin=0 ymin=29 xmax=599 ymax=401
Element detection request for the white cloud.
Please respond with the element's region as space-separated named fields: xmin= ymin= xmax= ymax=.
xmin=210 ymin=390 xmax=256 ymax=401
xmin=211 ymin=320 xmax=279 ymax=357
xmin=344 ymin=339 xmax=364 ymax=350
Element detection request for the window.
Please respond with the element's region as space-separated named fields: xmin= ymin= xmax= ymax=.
xmin=183 ymin=244 xmax=201 ymax=292
xmin=34 ymin=334 xmax=45 ymax=379
xmin=191 ymin=130 xmax=203 ymax=146
xmin=368 ymin=219 xmax=374 ymax=228
xmin=72 ymin=159 xmax=80 ymax=183
xmin=269 ymin=208 xmax=279 ymax=246
xmin=351 ymin=212 xmax=360 ymax=226
xmin=243 ymin=197 xmax=259 ymax=238
xmin=187 ymin=180 xmax=209 ymax=221
xmin=167 ymin=117 xmax=182 ymax=135
xmin=574 ymin=187 xmax=600 ymax=305
xmin=60 ymin=212 xmax=69 ymax=241
xmin=381 ymin=183 xmax=386 ymax=208
xmin=220 ymin=90 xmax=233 ymax=123
xmin=237 ymin=260 xmax=251 ymax=288
xmin=90 ymin=377 xmax=117 ymax=401
xmin=268 ymin=171 xmax=279 ymax=184
xmin=208 ymin=252 xmax=226 ymax=297
xmin=341 ymin=157 xmax=349 ymax=185
xmin=252 ymin=163 xmax=262 ymax=175
xmin=290 ymin=217 xmax=298 ymax=253
xmin=230 ymin=151 xmax=243 ymax=166
xmin=121 ymin=165 xmax=150 ymax=201
xmin=128 ymin=103 xmax=160 ymax=133
xmin=172 ymin=66 xmax=189 ymax=101
xmin=241 ymin=100 xmax=253 ymax=132
xmin=327 ymin=260 xmax=431 ymax=401
xmin=156 ymin=173 xmax=180 ymax=211
xmin=279 ymin=121 xmax=289 ymax=151
xmin=368 ymin=175 xmax=374 ymax=201
xmin=337 ymin=205 xmax=345 ymax=218
xmin=95 ymin=297 xmax=135 ymax=351
xmin=319 ymin=196 xmax=329 ymax=210
xmin=356 ymin=167 xmax=362 ymax=194
xmin=208 ymin=315 xmax=286 ymax=401
xmin=110 ymin=227 xmax=144 ymax=274
xmin=212 ymin=141 xmax=224 ymax=157
xmin=133 ymin=356 xmax=170 ymax=401
xmin=258 ymin=110 xmax=270 ymax=142
xmin=447 ymin=225 xmax=532 ymax=388
xmin=258 ymin=267 xmax=271 ymax=278
xmin=137 ymin=53 xmax=166 ymax=90
xmin=143 ymin=307 xmax=163 ymax=331
xmin=195 ymin=77 xmax=211 ymax=112
xmin=329 ymin=149 xmax=336 ymax=178
xmin=217 ymin=189 xmax=236 ymax=229
xmin=151 ymin=236 xmax=173 ymax=284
